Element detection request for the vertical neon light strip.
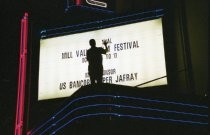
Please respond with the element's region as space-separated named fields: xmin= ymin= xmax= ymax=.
xmin=14 ymin=13 xmax=28 ymax=135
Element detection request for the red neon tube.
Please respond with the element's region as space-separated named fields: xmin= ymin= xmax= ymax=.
xmin=14 ymin=12 xmax=28 ymax=135
xmin=76 ymin=0 xmax=82 ymax=5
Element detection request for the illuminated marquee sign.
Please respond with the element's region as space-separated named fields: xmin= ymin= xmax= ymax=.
xmin=38 ymin=18 xmax=167 ymax=100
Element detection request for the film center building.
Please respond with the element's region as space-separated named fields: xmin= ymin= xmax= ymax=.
xmin=14 ymin=0 xmax=208 ymax=135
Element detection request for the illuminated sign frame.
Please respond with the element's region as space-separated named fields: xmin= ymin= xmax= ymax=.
xmin=41 ymin=9 xmax=164 ymax=39
xmin=38 ymin=10 xmax=166 ymax=100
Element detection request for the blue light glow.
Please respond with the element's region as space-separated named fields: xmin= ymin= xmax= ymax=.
xmin=31 ymin=94 xmax=208 ymax=134
xmin=40 ymin=9 xmax=164 ymax=38
xmin=119 ymin=96 xmax=208 ymax=109
xmin=42 ymin=15 xmax=164 ymax=38
xmin=55 ymin=103 xmax=207 ymax=125
xmin=44 ymin=9 xmax=163 ymax=33
xmin=49 ymin=112 xmax=208 ymax=135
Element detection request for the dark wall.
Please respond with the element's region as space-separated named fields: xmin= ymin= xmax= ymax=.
xmin=184 ymin=0 xmax=208 ymax=96
xmin=115 ymin=0 xmax=209 ymax=96
xmin=167 ymin=0 xmax=208 ymax=96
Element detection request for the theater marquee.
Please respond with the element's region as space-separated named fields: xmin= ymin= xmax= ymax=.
xmin=38 ymin=18 xmax=167 ymax=100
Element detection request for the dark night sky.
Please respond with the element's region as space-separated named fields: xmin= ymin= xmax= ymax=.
xmin=0 ymin=1 xmax=52 ymax=133
xmin=1 ymin=1 xmax=22 ymax=134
